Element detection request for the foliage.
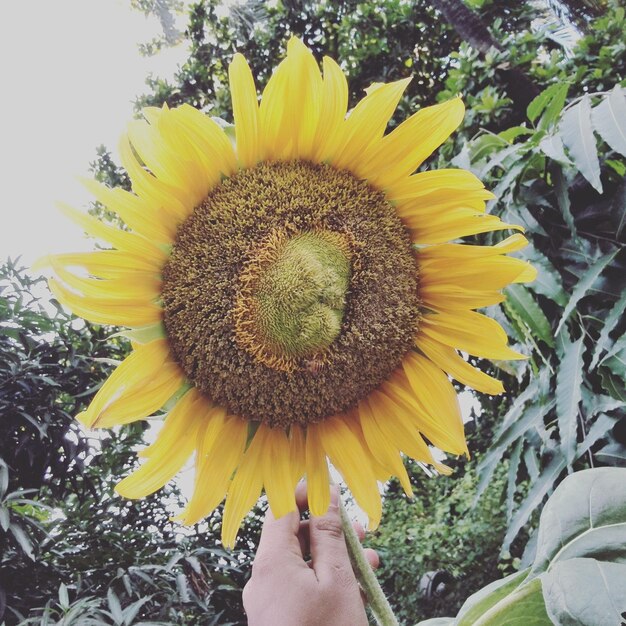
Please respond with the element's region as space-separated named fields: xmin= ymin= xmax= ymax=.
xmin=370 ymin=461 xmax=512 ymax=624
xmin=417 ymin=467 xmax=626 ymax=625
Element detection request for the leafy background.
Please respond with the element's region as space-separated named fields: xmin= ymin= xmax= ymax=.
xmin=1 ymin=0 xmax=624 ymax=624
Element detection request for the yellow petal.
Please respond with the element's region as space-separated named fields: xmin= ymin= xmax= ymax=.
xmin=50 ymin=260 xmax=161 ymax=302
xmin=421 ymin=311 xmax=526 ymax=360
xmin=57 ymin=203 xmax=166 ymax=265
xmin=221 ymin=426 xmax=266 ymax=548
xmin=258 ymin=57 xmax=290 ymax=160
xmin=49 ymin=278 xmax=162 ymax=328
xmin=119 ymin=135 xmax=191 ymax=222
xmin=41 ymin=250 xmax=162 ymax=278
xmin=312 ymin=56 xmax=349 ymax=162
xmin=94 ymin=362 xmax=186 ymax=427
xmin=80 ymin=178 xmax=176 ymax=244
xmin=229 ymin=53 xmax=260 ymax=168
xmin=395 ymin=353 xmax=467 ymax=456
xmin=263 ymin=426 xmax=298 ymax=518
xmin=115 ymin=389 xmax=204 ymax=498
xmin=367 ymin=389 xmax=448 ymax=472
xmin=77 ymin=339 xmax=172 ymax=428
xmin=358 ymin=399 xmax=413 ymax=497
xmin=418 ymin=234 xmax=529 ymax=261
xmin=331 ymin=78 xmax=412 ymax=172
xmin=420 ymin=284 xmax=506 ymax=310
xmin=416 ymin=333 xmax=504 ymax=395
xmin=282 ymin=37 xmax=323 ymax=160
xmin=410 ymin=215 xmax=523 ymax=245
xmin=317 ymin=416 xmax=382 ymax=528
xmin=179 ymin=413 xmax=248 ymax=525
xmin=361 ymin=97 xmax=465 ymax=187
xmin=395 ymin=189 xmax=494 ymax=223
xmin=174 ymin=104 xmax=238 ymax=176
xmin=305 ymin=424 xmax=331 ymax=517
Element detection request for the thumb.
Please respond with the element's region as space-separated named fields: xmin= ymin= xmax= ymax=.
xmin=309 ymin=485 xmax=354 ymax=584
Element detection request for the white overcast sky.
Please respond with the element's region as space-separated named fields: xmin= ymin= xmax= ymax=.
xmin=1 ymin=0 xmax=189 ymax=266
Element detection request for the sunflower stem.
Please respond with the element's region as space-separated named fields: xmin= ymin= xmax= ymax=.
xmin=339 ymin=497 xmax=399 ymax=626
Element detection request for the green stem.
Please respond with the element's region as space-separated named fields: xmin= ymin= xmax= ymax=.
xmin=339 ymin=498 xmax=399 ymax=626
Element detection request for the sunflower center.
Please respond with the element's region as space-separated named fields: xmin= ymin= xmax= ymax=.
xmin=234 ymin=230 xmax=352 ymax=371
xmin=161 ymin=161 xmax=421 ymax=428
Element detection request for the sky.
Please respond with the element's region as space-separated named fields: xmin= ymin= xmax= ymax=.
xmin=1 ymin=0 xmax=189 ymax=266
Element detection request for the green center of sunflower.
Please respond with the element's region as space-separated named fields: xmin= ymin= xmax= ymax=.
xmin=161 ymin=161 xmax=421 ymax=428
xmin=235 ymin=230 xmax=352 ymax=371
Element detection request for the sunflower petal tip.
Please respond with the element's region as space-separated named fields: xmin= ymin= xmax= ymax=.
xmin=31 ymin=255 xmax=51 ymax=273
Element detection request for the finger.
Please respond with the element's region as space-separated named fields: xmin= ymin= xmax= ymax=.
xmin=295 ymin=480 xmax=309 ymax=513
xmin=297 ymin=518 xmax=310 ymax=557
xmin=363 ymin=548 xmax=380 ymax=570
xmin=309 ymin=485 xmax=354 ymax=584
xmin=255 ymin=505 xmax=304 ymax=566
xmin=353 ymin=521 xmax=365 ymax=542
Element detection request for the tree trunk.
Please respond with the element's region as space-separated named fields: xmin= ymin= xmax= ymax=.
xmin=431 ymin=0 xmax=541 ymax=118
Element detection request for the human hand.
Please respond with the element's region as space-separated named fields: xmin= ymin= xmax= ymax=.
xmin=243 ymin=483 xmax=379 ymax=626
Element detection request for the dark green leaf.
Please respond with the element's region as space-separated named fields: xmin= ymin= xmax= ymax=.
xmin=505 ymin=285 xmax=554 ymax=347
xmin=556 ymin=337 xmax=584 ymax=465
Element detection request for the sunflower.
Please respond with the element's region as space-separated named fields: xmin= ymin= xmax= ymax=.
xmin=42 ymin=38 xmax=535 ymax=548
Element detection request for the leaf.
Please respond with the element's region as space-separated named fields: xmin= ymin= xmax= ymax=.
xmin=521 ymin=247 xmax=567 ymax=306
xmin=530 ymin=468 xmax=626 ymax=576
xmin=600 ymin=368 xmax=626 ymax=402
xmin=107 ymin=588 xmax=123 ymax=625
xmin=539 ymin=83 xmax=569 ymax=131
xmin=416 ymin=620 xmax=455 ymax=626
xmin=595 ymin=443 xmax=626 ymax=467
xmin=503 ymin=453 xmax=567 ymax=552
xmin=505 ymin=284 xmax=554 ymax=348
xmin=58 ymin=583 xmax=69 ymax=609
xmin=457 ymin=570 xmax=529 ymax=626
xmin=0 ymin=506 xmax=9 ymax=531
xmin=471 ymin=577 xmax=551 ymax=625
xmin=122 ymin=596 xmax=151 ymax=626
xmin=554 ymin=167 xmax=578 ymax=239
xmin=560 ymin=96 xmax=603 ymax=193
xmin=542 ymin=559 xmax=626 ymax=625
xmin=590 ymin=290 xmax=626 ymax=370
xmin=527 ymin=83 xmax=566 ymax=124
xmin=555 ymin=249 xmax=619 ymax=336
xmin=506 ymin=440 xmax=523 ymax=522
xmin=591 ymin=85 xmax=626 ymax=157
xmin=556 ymin=337 xmax=584 ymax=466
xmin=9 ymin=522 xmax=35 ymax=560
xmin=538 ymin=133 xmax=571 ymax=165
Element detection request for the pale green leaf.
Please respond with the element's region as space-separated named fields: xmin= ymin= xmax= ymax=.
xmin=595 ymin=443 xmax=626 ymax=467
xmin=543 ymin=559 xmax=626 ymax=625
xmin=591 ymin=85 xmax=626 ymax=157
xmin=560 ymin=96 xmax=603 ymax=192
xmin=505 ymin=284 xmax=554 ymax=347
xmin=555 ymin=249 xmax=619 ymax=336
xmin=591 ymin=290 xmax=626 ymax=369
xmin=556 ymin=337 xmax=584 ymax=465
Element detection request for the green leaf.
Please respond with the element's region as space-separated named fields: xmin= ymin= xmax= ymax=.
xmin=9 ymin=522 xmax=35 ymax=560
xmin=527 ymin=83 xmax=565 ymax=124
xmin=560 ymin=96 xmax=603 ymax=193
xmin=58 ymin=582 xmax=69 ymax=609
xmin=416 ymin=620 xmax=455 ymax=626
xmin=590 ymin=290 xmax=626 ymax=369
xmin=539 ymin=83 xmax=569 ymax=131
xmin=556 ymin=337 xmax=584 ymax=465
xmin=595 ymin=443 xmax=626 ymax=467
xmin=542 ymin=559 xmax=626 ymax=625
xmin=457 ymin=570 xmax=529 ymax=626
xmin=472 ymin=577 xmax=551 ymax=625
xmin=555 ymin=249 xmax=619 ymax=336
xmin=554 ymin=167 xmax=579 ymax=239
xmin=107 ymin=588 xmax=124 ymax=625
xmin=521 ymin=247 xmax=567 ymax=306
xmin=506 ymin=440 xmax=523 ymax=522
xmin=600 ymin=368 xmax=626 ymax=401
xmin=503 ymin=453 xmax=567 ymax=552
xmin=538 ymin=133 xmax=571 ymax=165
xmin=591 ymin=85 xmax=626 ymax=157
xmin=505 ymin=284 xmax=554 ymax=348
xmin=530 ymin=468 xmax=626 ymax=576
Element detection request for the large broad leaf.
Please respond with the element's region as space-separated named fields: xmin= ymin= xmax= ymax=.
xmin=466 ymin=578 xmax=551 ymax=625
xmin=560 ymin=95 xmax=603 ymax=193
xmin=555 ymin=249 xmax=619 ymax=336
xmin=543 ymin=559 xmax=626 ymax=625
xmin=556 ymin=337 xmax=584 ymax=465
xmin=591 ymin=85 xmax=626 ymax=158
xmin=505 ymin=284 xmax=554 ymax=348
xmin=456 ymin=570 xmax=529 ymax=626
xmin=530 ymin=467 xmax=626 ymax=576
